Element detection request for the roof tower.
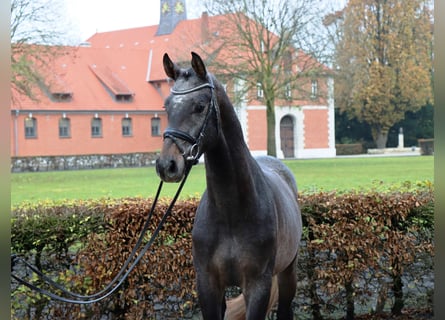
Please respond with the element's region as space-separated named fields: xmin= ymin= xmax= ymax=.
xmin=156 ymin=0 xmax=187 ymax=35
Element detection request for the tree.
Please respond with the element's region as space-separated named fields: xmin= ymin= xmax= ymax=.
xmin=334 ymin=0 xmax=433 ymax=149
xmin=201 ymin=0 xmax=329 ymax=156
xmin=388 ymin=102 xmax=434 ymax=147
xmin=11 ymin=0 xmax=75 ymax=102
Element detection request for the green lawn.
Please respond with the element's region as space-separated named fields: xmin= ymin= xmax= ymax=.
xmin=11 ymin=156 xmax=434 ymax=207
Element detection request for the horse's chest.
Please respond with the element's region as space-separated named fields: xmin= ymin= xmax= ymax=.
xmin=192 ymin=223 xmax=276 ymax=285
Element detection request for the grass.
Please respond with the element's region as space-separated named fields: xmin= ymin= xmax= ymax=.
xmin=11 ymin=155 xmax=434 ymax=207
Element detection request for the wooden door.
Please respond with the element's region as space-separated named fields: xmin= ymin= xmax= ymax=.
xmin=280 ymin=116 xmax=294 ymax=158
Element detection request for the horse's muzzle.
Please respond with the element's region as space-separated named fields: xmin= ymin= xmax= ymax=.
xmin=156 ymin=156 xmax=185 ymax=183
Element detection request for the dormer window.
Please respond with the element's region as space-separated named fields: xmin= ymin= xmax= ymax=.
xmin=115 ymin=94 xmax=133 ymax=102
xmin=90 ymin=65 xmax=134 ymax=103
xmin=52 ymin=92 xmax=72 ymax=102
xmin=44 ymin=74 xmax=72 ymax=102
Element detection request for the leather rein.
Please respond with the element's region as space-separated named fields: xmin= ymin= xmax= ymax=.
xmin=10 ymin=77 xmax=219 ymax=304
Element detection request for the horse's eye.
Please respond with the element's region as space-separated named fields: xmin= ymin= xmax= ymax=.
xmin=194 ymin=103 xmax=206 ymax=113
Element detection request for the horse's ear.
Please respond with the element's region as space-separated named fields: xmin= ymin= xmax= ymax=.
xmin=191 ymin=52 xmax=207 ymax=79
xmin=163 ymin=53 xmax=179 ymax=80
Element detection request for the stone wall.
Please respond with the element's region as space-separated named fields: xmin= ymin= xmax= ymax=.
xmin=11 ymin=152 xmax=160 ymax=172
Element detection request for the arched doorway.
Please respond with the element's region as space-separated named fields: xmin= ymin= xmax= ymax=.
xmin=280 ymin=115 xmax=294 ymax=158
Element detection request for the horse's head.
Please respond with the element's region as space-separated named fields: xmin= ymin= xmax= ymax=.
xmin=156 ymin=52 xmax=220 ymax=182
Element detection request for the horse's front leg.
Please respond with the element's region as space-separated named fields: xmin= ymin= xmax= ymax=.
xmin=243 ymin=274 xmax=273 ymax=320
xmin=195 ymin=271 xmax=226 ymax=320
xmin=276 ymin=254 xmax=298 ymax=320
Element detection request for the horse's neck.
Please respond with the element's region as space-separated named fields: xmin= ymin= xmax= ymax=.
xmin=204 ymin=90 xmax=262 ymax=209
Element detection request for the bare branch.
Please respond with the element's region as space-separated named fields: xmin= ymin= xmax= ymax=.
xmin=10 ymin=0 xmax=74 ymax=102
xmin=197 ymin=0 xmax=332 ymax=155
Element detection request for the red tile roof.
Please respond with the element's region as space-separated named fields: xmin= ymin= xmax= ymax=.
xmin=12 ymin=12 xmax=330 ymax=112
xmin=89 ymin=64 xmax=133 ymax=96
xmin=86 ymin=14 xmax=250 ymax=81
xmin=12 ymin=46 xmax=165 ymax=112
xmin=87 ymin=13 xmax=330 ymax=80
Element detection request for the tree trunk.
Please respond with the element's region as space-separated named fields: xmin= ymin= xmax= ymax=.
xmin=374 ymin=279 xmax=388 ymax=314
xmin=305 ymin=218 xmax=324 ymax=320
xmin=371 ymin=127 xmax=388 ymax=149
xmin=391 ymin=273 xmax=404 ymax=315
xmin=307 ymin=248 xmax=323 ymax=319
xmin=266 ymin=102 xmax=277 ymax=157
xmin=345 ymin=279 xmax=355 ymax=320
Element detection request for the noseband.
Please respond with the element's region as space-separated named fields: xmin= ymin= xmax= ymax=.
xmin=163 ymin=75 xmax=220 ymax=164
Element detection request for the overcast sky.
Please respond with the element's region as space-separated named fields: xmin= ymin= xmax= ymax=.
xmin=66 ymin=0 xmax=205 ymax=42
xmin=52 ymin=0 xmax=348 ymax=45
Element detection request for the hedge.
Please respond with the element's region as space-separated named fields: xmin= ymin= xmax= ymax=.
xmin=418 ymin=139 xmax=434 ymax=156
xmin=11 ymin=189 xmax=434 ymax=319
xmin=335 ymin=143 xmax=364 ymax=155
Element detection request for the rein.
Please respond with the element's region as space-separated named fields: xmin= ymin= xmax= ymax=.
xmin=11 ymin=77 xmax=217 ymax=305
xmin=11 ymin=163 xmax=195 ymax=304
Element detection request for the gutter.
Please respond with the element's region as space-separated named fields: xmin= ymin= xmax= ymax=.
xmin=10 ymin=109 xmax=165 ymax=116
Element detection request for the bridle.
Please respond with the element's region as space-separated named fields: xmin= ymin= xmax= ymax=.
xmin=163 ymin=74 xmax=220 ymax=165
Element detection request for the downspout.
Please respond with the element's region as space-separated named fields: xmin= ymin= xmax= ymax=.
xmin=146 ymin=49 xmax=153 ymax=82
xmin=327 ymin=76 xmax=336 ymax=154
xmin=13 ymin=109 xmax=19 ymax=157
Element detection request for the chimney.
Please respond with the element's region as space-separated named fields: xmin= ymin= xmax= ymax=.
xmin=201 ymin=11 xmax=209 ymax=43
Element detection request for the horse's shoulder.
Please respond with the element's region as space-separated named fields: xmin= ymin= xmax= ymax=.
xmin=255 ymin=156 xmax=298 ymax=193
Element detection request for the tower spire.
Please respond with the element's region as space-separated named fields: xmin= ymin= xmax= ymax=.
xmin=156 ymin=0 xmax=187 ymax=35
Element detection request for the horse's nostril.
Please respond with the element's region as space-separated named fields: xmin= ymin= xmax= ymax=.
xmin=168 ymin=160 xmax=177 ymax=174
xmin=156 ymin=156 xmax=184 ymax=182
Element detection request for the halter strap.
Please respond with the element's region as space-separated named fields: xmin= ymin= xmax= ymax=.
xmin=163 ymin=75 xmax=220 ymax=164
xmin=170 ymin=82 xmax=214 ymax=95
xmin=163 ymin=127 xmax=197 ymax=145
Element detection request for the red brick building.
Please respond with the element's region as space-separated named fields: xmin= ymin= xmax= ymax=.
xmin=10 ymin=0 xmax=335 ymax=161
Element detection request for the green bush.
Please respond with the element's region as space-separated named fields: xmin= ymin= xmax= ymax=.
xmin=11 ymin=190 xmax=434 ymax=319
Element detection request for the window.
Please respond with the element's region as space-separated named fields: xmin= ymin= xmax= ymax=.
xmin=59 ymin=117 xmax=71 ymax=138
xmin=122 ymin=117 xmax=132 ymax=136
xmin=311 ymin=80 xmax=318 ymax=99
xmin=151 ymin=117 xmax=161 ymax=136
xmin=257 ymin=82 xmax=263 ymax=99
xmin=115 ymin=94 xmax=133 ymax=102
xmin=91 ymin=118 xmax=102 ymax=137
xmin=52 ymin=93 xmax=72 ymax=102
xmin=285 ymin=83 xmax=292 ymax=99
xmin=25 ymin=117 xmax=37 ymax=138
xmin=234 ymin=78 xmax=244 ymax=102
